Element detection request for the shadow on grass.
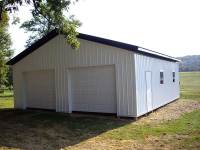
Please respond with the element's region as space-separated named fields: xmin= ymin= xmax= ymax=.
xmin=0 ymin=95 xmax=13 ymax=98
xmin=0 ymin=109 xmax=132 ymax=150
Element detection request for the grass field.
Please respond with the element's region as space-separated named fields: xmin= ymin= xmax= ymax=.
xmin=180 ymin=72 xmax=200 ymax=100
xmin=0 ymin=72 xmax=199 ymax=150
xmin=0 ymin=90 xmax=13 ymax=109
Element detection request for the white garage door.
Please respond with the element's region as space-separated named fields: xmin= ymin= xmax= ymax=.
xmin=24 ymin=70 xmax=56 ymax=110
xmin=70 ymin=65 xmax=116 ymax=113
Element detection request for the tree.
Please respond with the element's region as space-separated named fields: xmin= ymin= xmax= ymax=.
xmin=21 ymin=0 xmax=81 ymax=48
xmin=0 ymin=0 xmax=30 ymax=20
xmin=5 ymin=66 xmax=13 ymax=90
xmin=0 ymin=0 xmax=81 ymax=49
xmin=0 ymin=11 xmax=13 ymax=89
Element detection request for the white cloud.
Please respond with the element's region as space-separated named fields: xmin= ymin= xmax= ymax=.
xmin=9 ymin=0 xmax=200 ymax=57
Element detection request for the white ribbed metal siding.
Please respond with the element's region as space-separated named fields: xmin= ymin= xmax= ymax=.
xmin=134 ymin=53 xmax=180 ymax=117
xmin=12 ymin=35 xmax=137 ymax=117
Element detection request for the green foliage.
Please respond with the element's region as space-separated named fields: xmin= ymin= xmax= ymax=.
xmin=20 ymin=0 xmax=81 ymax=49
xmin=4 ymin=66 xmax=13 ymax=89
xmin=1 ymin=1 xmax=81 ymax=49
xmin=0 ymin=1 xmax=31 ymax=13
xmin=0 ymin=11 xmax=11 ymax=51
xmin=0 ymin=1 xmax=31 ymax=20
xmin=0 ymin=11 xmax=13 ymax=89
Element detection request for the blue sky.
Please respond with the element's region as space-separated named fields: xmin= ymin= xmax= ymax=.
xmin=9 ymin=0 xmax=200 ymax=57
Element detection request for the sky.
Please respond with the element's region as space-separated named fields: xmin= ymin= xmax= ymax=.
xmin=9 ymin=0 xmax=200 ymax=57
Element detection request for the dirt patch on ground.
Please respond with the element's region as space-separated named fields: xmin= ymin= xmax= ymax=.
xmin=136 ymin=99 xmax=200 ymax=124
xmin=66 ymin=132 xmax=199 ymax=150
xmin=65 ymin=136 xmax=174 ymax=150
xmin=66 ymin=99 xmax=200 ymax=150
xmin=70 ymin=99 xmax=200 ymax=125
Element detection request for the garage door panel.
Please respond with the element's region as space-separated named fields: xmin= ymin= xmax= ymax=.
xmin=73 ymin=104 xmax=89 ymax=112
xmin=88 ymin=104 xmax=114 ymax=113
xmin=70 ymin=65 xmax=116 ymax=113
xmin=25 ymin=70 xmax=56 ymax=110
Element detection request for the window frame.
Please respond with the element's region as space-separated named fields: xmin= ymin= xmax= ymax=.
xmin=160 ymin=71 xmax=164 ymax=84
xmin=172 ymin=71 xmax=175 ymax=83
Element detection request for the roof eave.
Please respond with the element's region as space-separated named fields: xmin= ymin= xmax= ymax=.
xmin=7 ymin=29 xmax=179 ymax=65
xmin=6 ymin=30 xmax=59 ymax=65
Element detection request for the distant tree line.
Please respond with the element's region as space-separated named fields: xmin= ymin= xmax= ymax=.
xmin=178 ymin=55 xmax=200 ymax=72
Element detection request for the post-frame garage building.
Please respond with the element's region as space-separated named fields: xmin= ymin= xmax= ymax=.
xmin=7 ymin=30 xmax=180 ymax=117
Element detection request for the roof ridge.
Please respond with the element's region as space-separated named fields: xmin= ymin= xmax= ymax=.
xmin=7 ymin=30 xmax=180 ymax=65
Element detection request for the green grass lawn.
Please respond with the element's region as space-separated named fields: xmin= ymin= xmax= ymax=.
xmin=0 ymin=72 xmax=199 ymax=150
xmin=180 ymin=72 xmax=200 ymax=100
xmin=0 ymin=108 xmax=199 ymax=149
xmin=0 ymin=90 xmax=13 ymax=109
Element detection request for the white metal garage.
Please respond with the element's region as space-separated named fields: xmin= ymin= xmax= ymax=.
xmin=7 ymin=29 xmax=180 ymax=117
xmin=24 ymin=70 xmax=56 ymax=110
xmin=69 ymin=65 xmax=116 ymax=113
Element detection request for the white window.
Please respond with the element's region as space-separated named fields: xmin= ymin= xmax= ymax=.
xmin=160 ymin=71 xmax=164 ymax=84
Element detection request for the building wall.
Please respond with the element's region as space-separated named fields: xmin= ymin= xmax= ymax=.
xmin=12 ymin=35 xmax=137 ymax=117
xmin=134 ymin=53 xmax=180 ymax=117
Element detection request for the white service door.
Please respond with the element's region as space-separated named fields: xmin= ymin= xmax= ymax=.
xmin=145 ymin=71 xmax=153 ymax=112
xmin=70 ymin=66 xmax=116 ymax=113
xmin=25 ymin=70 xmax=56 ymax=110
